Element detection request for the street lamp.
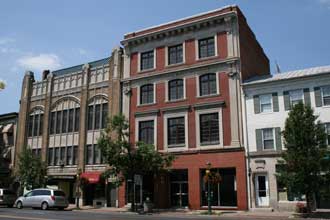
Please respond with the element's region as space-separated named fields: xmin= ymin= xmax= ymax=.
xmin=205 ymin=162 xmax=212 ymax=215
xmin=76 ymin=169 xmax=82 ymax=209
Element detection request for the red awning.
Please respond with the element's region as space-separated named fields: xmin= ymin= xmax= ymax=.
xmin=80 ymin=172 xmax=101 ymax=184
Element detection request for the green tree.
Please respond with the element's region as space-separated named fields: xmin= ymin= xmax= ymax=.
xmin=277 ymin=103 xmax=327 ymax=212
xmin=17 ymin=148 xmax=47 ymax=192
xmin=97 ymin=114 xmax=175 ymax=210
xmin=0 ymin=80 xmax=5 ymax=90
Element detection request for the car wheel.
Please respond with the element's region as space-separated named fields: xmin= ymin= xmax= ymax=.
xmin=16 ymin=201 xmax=23 ymax=209
xmin=41 ymin=202 xmax=48 ymax=210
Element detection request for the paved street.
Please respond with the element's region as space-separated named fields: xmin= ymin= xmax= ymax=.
xmin=0 ymin=207 xmax=305 ymax=220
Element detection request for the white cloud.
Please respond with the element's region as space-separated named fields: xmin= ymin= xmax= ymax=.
xmin=77 ymin=48 xmax=88 ymax=55
xmin=0 ymin=37 xmax=15 ymax=45
xmin=319 ymin=0 xmax=330 ymax=9
xmin=17 ymin=53 xmax=61 ymax=72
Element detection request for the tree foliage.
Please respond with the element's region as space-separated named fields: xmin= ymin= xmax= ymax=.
xmin=17 ymin=148 xmax=47 ymax=191
xmin=276 ymin=103 xmax=327 ymax=212
xmin=97 ymin=114 xmax=175 ymax=185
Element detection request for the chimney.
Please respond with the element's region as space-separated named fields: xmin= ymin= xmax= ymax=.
xmin=42 ymin=70 xmax=50 ymax=80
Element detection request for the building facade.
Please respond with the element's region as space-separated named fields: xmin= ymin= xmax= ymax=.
xmin=0 ymin=112 xmax=18 ymax=187
xmin=242 ymin=66 xmax=330 ymax=211
xmin=120 ymin=6 xmax=269 ymax=210
xmin=15 ymin=47 xmax=123 ymax=206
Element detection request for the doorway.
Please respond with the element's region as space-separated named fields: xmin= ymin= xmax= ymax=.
xmin=255 ymin=174 xmax=269 ymax=207
xmin=170 ymin=170 xmax=188 ymax=208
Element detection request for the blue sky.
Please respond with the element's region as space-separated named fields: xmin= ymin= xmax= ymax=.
xmin=0 ymin=0 xmax=330 ymax=114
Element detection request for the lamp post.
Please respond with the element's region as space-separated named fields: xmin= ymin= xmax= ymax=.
xmin=76 ymin=169 xmax=82 ymax=209
xmin=205 ymin=162 xmax=212 ymax=215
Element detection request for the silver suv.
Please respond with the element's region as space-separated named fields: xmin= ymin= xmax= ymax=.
xmin=15 ymin=189 xmax=69 ymax=210
xmin=0 ymin=189 xmax=17 ymax=207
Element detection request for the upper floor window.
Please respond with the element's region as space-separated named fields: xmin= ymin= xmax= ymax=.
xmin=138 ymin=120 xmax=154 ymax=145
xmin=198 ymin=37 xmax=215 ymax=59
xmin=168 ymin=44 xmax=183 ymax=65
xmin=87 ymin=101 xmax=108 ymax=131
xmin=262 ymin=128 xmax=275 ymax=150
xmin=48 ymin=146 xmax=78 ymax=166
xmin=200 ymin=113 xmax=219 ymax=145
xmin=28 ymin=109 xmax=44 ymax=137
xmin=168 ymin=79 xmax=184 ymax=101
xmin=140 ymin=50 xmax=154 ymax=71
xmin=322 ymin=86 xmax=330 ymax=106
xmin=289 ymin=90 xmax=303 ymax=106
xmin=199 ymin=73 xmax=217 ymax=96
xmin=50 ymin=107 xmax=80 ymax=135
xmin=260 ymin=94 xmax=272 ymax=113
xmin=140 ymin=84 xmax=154 ymax=105
xmin=86 ymin=144 xmax=102 ymax=165
xmin=167 ymin=117 xmax=185 ymax=147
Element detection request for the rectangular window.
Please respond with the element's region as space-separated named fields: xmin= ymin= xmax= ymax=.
xmin=86 ymin=145 xmax=93 ymax=165
xmin=56 ymin=111 xmax=62 ymax=134
xmin=50 ymin=112 xmax=55 ymax=135
xmin=7 ymin=132 xmax=14 ymax=146
xmin=48 ymin=148 xmax=54 ymax=166
xmin=138 ymin=120 xmax=154 ymax=145
xmin=101 ymin=103 xmax=108 ymax=129
xmin=66 ymin=146 xmax=73 ymax=165
xmin=325 ymin=123 xmax=330 ymax=146
xmin=262 ymin=128 xmax=275 ymax=150
xmin=140 ymin=50 xmax=154 ymax=70
xmin=62 ymin=110 xmax=68 ymax=133
xmin=60 ymin=147 xmax=65 ymax=164
xmin=260 ymin=94 xmax=272 ymax=113
xmin=94 ymin=145 xmax=101 ymax=164
xmin=198 ymin=37 xmax=215 ymax=59
xmin=169 ymin=79 xmax=184 ymax=101
xmin=68 ymin=109 xmax=74 ymax=132
xmin=54 ymin=147 xmax=60 ymax=166
xmin=200 ymin=113 xmax=219 ymax=145
xmin=33 ymin=115 xmax=39 ymax=137
xmin=289 ymin=90 xmax=303 ymax=106
xmin=87 ymin=105 xmax=94 ymax=130
xmin=38 ymin=114 xmax=43 ymax=136
xmin=94 ymin=104 xmax=101 ymax=130
xmin=140 ymin=84 xmax=154 ymax=105
xmin=168 ymin=117 xmax=185 ymax=146
xmin=73 ymin=146 xmax=78 ymax=165
xmin=28 ymin=115 xmax=33 ymax=137
xmin=322 ymin=86 xmax=330 ymax=106
xmin=74 ymin=108 xmax=80 ymax=132
xmin=199 ymin=73 xmax=217 ymax=96
xmin=168 ymin=44 xmax=183 ymax=65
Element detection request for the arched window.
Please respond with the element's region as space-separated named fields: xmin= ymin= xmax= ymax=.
xmin=87 ymin=96 xmax=108 ymax=130
xmin=168 ymin=79 xmax=184 ymax=101
xmin=199 ymin=73 xmax=217 ymax=96
xmin=28 ymin=108 xmax=44 ymax=137
xmin=140 ymin=84 xmax=154 ymax=104
xmin=50 ymin=98 xmax=80 ymax=135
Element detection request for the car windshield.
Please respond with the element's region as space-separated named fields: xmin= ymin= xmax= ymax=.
xmin=54 ymin=191 xmax=65 ymax=197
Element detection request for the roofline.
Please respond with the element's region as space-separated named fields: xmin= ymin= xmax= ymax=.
xmin=123 ymin=5 xmax=238 ymax=41
xmin=0 ymin=112 xmax=18 ymax=118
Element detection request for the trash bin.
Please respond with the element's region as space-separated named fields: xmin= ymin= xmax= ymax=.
xmin=143 ymin=197 xmax=153 ymax=213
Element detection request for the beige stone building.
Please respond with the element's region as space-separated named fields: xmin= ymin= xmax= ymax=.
xmin=15 ymin=47 xmax=123 ymax=206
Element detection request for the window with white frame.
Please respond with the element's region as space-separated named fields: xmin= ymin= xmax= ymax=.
xmin=138 ymin=120 xmax=154 ymax=145
xmin=200 ymin=113 xmax=219 ymax=145
xmin=199 ymin=73 xmax=217 ymax=96
xmin=167 ymin=116 xmax=185 ymax=147
xmin=168 ymin=79 xmax=184 ymax=101
xmin=322 ymin=86 xmax=330 ymax=106
xmin=260 ymin=94 xmax=272 ymax=113
xmin=198 ymin=37 xmax=215 ymax=59
xmin=289 ymin=90 xmax=303 ymax=106
xmin=168 ymin=44 xmax=183 ymax=65
xmin=262 ymin=128 xmax=275 ymax=150
xmin=140 ymin=50 xmax=154 ymax=70
xmin=140 ymin=84 xmax=154 ymax=105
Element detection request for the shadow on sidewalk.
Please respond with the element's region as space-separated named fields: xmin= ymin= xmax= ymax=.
xmin=308 ymin=211 xmax=330 ymax=219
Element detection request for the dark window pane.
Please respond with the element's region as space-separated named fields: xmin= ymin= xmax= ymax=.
xmin=168 ymin=44 xmax=183 ymax=65
xmin=54 ymin=148 xmax=60 ymax=165
xmin=74 ymin=108 xmax=80 ymax=132
xmin=101 ymin=103 xmax=108 ymax=129
xmin=94 ymin=104 xmax=101 ymax=130
xmin=87 ymin=105 xmax=94 ymax=130
xmin=28 ymin=115 xmax=33 ymax=137
xmin=139 ymin=120 xmax=154 ymax=144
xmin=39 ymin=114 xmax=43 ymax=136
xmin=48 ymin=148 xmax=54 ymax=166
xmin=66 ymin=146 xmax=73 ymax=165
xmin=199 ymin=73 xmax=217 ymax=96
xmin=169 ymin=79 xmax=183 ymax=100
xmin=50 ymin=112 xmax=56 ymax=135
xmin=73 ymin=146 xmax=78 ymax=165
xmin=198 ymin=37 xmax=215 ymax=58
xmin=62 ymin=110 xmax=68 ymax=133
xmin=60 ymin=147 xmax=65 ymax=164
xmin=168 ymin=117 xmax=185 ymax=146
xmin=86 ymin=145 xmax=93 ymax=165
xmin=54 ymin=191 xmax=65 ymax=197
xmin=94 ymin=145 xmax=101 ymax=164
xmin=68 ymin=109 xmax=74 ymax=132
xmin=200 ymin=113 xmax=219 ymax=145
xmin=56 ymin=111 xmax=62 ymax=134
xmin=140 ymin=84 xmax=154 ymax=104
xmin=33 ymin=115 xmax=39 ymax=136
xmin=141 ymin=50 xmax=154 ymax=70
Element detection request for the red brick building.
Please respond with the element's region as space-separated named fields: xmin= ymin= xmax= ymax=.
xmin=120 ymin=6 xmax=269 ymax=210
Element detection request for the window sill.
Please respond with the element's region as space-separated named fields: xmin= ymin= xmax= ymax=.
xmin=165 ymin=98 xmax=187 ymax=103
xmin=197 ymin=55 xmax=217 ymax=61
xmin=165 ymin=62 xmax=185 ymax=68
xmin=197 ymin=93 xmax=220 ymax=99
xmin=200 ymin=141 xmax=220 ymax=146
xmin=137 ymin=103 xmax=157 ymax=107
xmin=138 ymin=68 xmax=156 ymax=74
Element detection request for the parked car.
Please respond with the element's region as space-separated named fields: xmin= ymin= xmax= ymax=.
xmin=15 ymin=188 xmax=69 ymax=210
xmin=0 ymin=189 xmax=17 ymax=207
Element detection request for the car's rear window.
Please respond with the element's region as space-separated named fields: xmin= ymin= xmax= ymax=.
xmin=54 ymin=191 xmax=65 ymax=197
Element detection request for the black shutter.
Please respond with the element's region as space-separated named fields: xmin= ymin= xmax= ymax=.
xmin=314 ymin=87 xmax=322 ymax=107
xmin=272 ymin=93 xmax=279 ymax=112
xmin=256 ymin=129 xmax=263 ymax=151
xmin=303 ymin=88 xmax=311 ymax=106
xmin=283 ymin=91 xmax=291 ymax=111
xmin=253 ymin=95 xmax=260 ymax=114
xmin=275 ymin=127 xmax=282 ymax=151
